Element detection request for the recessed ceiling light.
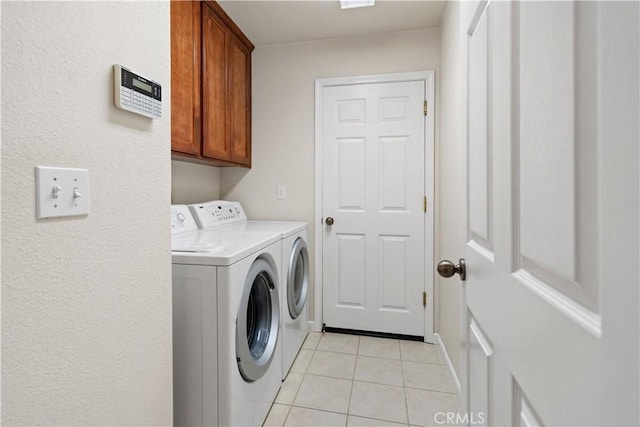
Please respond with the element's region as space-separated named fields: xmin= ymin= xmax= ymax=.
xmin=340 ymin=0 xmax=375 ymax=9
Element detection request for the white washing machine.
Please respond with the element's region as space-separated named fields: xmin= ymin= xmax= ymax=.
xmin=189 ymin=201 xmax=309 ymax=380
xmin=171 ymin=205 xmax=282 ymax=427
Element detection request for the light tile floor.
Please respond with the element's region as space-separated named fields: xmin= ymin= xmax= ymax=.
xmin=264 ymin=332 xmax=460 ymax=427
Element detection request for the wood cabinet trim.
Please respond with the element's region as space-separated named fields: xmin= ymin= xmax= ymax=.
xmin=227 ymin=32 xmax=252 ymax=167
xmin=193 ymin=1 xmax=202 ymax=155
xmin=204 ymin=1 xmax=255 ymax=52
xmin=170 ymin=0 xmax=201 ymax=155
xmin=201 ymin=4 xmax=230 ymax=161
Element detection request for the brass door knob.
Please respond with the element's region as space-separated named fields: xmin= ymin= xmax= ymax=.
xmin=325 ymin=217 xmax=334 ymax=226
xmin=437 ymin=259 xmax=467 ymax=281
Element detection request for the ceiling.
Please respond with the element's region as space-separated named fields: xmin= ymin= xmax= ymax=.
xmin=218 ymin=1 xmax=447 ymax=46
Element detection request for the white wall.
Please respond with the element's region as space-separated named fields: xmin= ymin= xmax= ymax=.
xmin=172 ymin=161 xmax=220 ymax=204
xmin=436 ymin=1 xmax=464 ymax=378
xmin=220 ymin=28 xmax=440 ymax=322
xmin=1 ymin=3 xmax=172 ymax=425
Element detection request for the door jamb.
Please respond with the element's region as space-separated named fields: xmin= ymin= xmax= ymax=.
xmin=313 ymin=71 xmax=436 ymax=343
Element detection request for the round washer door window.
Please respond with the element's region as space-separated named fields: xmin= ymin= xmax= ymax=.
xmin=288 ymin=237 xmax=309 ymax=319
xmin=236 ymin=258 xmax=280 ymax=382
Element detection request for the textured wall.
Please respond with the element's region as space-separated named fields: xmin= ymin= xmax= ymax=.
xmin=1 ymin=2 xmax=172 ymax=425
xmin=171 ymin=161 xmax=220 ymax=205
xmin=436 ymin=1 xmax=464 ymax=376
xmin=220 ymin=28 xmax=440 ymax=323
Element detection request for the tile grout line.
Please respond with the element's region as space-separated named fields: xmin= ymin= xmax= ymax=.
xmin=284 ymin=345 xmax=315 ymax=426
xmin=345 ymin=336 xmax=360 ymax=424
xmin=279 ymin=403 xmax=292 ymax=427
xmin=285 ymin=403 xmax=353 ymax=420
xmin=301 ymin=371 xmax=409 ymax=389
xmin=400 ymin=344 xmax=411 ymax=426
xmin=404 ymin=385 xmax=458 ymax=396
xmin=401 ymin=357 xmax=446 ymax=367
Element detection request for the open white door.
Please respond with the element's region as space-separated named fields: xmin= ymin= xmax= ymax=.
xmin=443 ymin=1 xmax=639 ymax=425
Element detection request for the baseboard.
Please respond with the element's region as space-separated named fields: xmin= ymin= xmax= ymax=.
xmin=435 ymin=333 xmax=461 ymax=395
xmin=308 ymin=320 xmax=318 ymax=332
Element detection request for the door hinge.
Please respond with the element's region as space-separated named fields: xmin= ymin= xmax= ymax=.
xmin=423 ymin=100 xmax=428 ymax=116
xmin=423 ymin=291 xmax=427 ymax=307
xmin=423 ymin=196 xmax=427 ymax=213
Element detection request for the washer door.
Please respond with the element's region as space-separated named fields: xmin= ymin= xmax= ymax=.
xmin=236 ymin=258 xmax=280 ymax=382
xmin=287 ymin=237 xmax=309 ymax=319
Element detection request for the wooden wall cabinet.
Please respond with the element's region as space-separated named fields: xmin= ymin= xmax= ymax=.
xmin=171 ymin=0 xmax=254 ymax=167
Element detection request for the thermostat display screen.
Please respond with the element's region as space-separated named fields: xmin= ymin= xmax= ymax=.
xmin=119 ymin=67 xmax=161 ymax=101
xmin=133 ymin=78 xmax=152 ymax=94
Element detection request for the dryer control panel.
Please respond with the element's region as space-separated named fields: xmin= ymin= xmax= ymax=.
xmin=171 ymin=205 xmax=199 ymax=234
xmin=188 ymin=200 xmax=247 ymax=229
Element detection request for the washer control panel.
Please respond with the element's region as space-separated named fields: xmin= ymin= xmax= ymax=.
xmin=171 ymin=205 xmax=198 ymax=234
xmin=188 ymin=200 xmax=247 ymax=229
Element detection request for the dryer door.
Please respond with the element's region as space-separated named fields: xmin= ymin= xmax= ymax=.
xmin=236 ymin=258 xmax=280 ymax=382
xmin=287 ymin=237 xmax=309 ymax=319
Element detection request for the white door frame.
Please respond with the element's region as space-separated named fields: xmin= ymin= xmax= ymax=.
xmin=314 ymin=71 xmax=436 ymax=343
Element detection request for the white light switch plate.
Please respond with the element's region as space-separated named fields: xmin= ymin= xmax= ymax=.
xmin=36 ymin=166 xmax=89 ymax=219
xmin=277 ymin=185 xmax=287 ymax=200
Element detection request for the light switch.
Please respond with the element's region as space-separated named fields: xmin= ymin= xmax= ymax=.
xmin=277 ymin=185 xmax=287 ymax=200
xmin=36 ymin=166 xmax=89 ymax=219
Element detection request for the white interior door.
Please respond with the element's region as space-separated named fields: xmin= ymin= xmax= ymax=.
xmin=456 ymin=1 xmax=639 ymax=426
xmin=320 ymin=76 xmax=433 ymax=338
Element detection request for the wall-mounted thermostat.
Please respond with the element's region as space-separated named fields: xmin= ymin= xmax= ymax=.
xmin=113 ymin=64 xmax=161 ymax=119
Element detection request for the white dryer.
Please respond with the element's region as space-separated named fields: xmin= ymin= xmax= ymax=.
xmin=171 ymin=205 xmax=282 ymax=427
xmin=189 ymin=201 xmax=309 ymax=380
xmin=246 ymin=222 xmax=308 ymax=380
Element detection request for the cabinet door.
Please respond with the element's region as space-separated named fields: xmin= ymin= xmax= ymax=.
xmin=171 ymin=0 xmax=201 ymax=155
xmin=227 ymin=34 xmax=251 ymax=166
xmin=201 ymin=4 xmax=230 ymax=161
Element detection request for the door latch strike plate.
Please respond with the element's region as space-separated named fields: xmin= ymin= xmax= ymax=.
xmin=423 ymin=291 xmax=427 ymax=307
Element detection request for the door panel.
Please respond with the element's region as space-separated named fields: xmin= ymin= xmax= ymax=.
xmin=379 ymin=136 xmax=410 ymax=211
xmin=379 ymin=235 xmax=409 ymax=309
xmin=461 ymin=1 xmax=639 ymax=426
xmin=468 ymin=10 xmax=491 ymax=248
xmin=468 ymin=317 xmax=491 ymax=427
xmin=336 ymin=233 xmax=366 ymax=307
xmin=518 ymin=1 xmax=598 ymax=309
xmin=322 ymin=80 xmax=427 ymax=337
xmin=337 ymin=138 xmax=366 ymax=210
